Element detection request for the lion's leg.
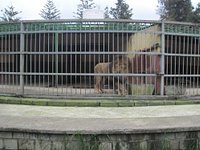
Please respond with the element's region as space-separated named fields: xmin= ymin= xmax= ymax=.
xmin=116 ymin=77 xmax=128 ymax=96
xmin=100 ymin=76 xmax=105 ymax=93
xmin=95 ymin=76 xmax=103 ymax=94
xmin=118 ymin=83 xmax=128 ymax=96
xmin=118 ymin=83 xmax=123 ymax=96
xmin=123 ymin=78 xmax=128 ymax=95
xmin=95 ymin=78 xmax=99 ymax=93
xmin=110 ymin=77 xmax=115 ymax=94
xmin=113 ymin=77 xmax=119 ymax=94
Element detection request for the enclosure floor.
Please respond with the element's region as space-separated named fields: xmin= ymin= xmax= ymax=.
xmin=0 ymin=84 xmax=115 ymax=97
xmin=0 ymin=84 xmax=200 ymax=97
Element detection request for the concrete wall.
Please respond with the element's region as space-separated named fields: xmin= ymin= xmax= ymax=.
xmin=127 ymin=25 xmax=162 ymax=95
xmin=0 ymin=130 xmax=199 ymax=150
xmin=128 ymin=25 xmax=161 ymax=59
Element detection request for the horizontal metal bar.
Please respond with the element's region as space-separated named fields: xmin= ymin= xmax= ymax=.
xmin=0 ymin=52 xmax=20 ymax=54
xmin=36 ymin=29 xmax=134 ymax=34
xmin=21 ymin=30 xmax=145 ymax=34
xmin=165 ymin=74 xmax=200 ymax=77
xmin=165 ymin=20 xmax=200 ymax=26
xmin=0 ymin=30 xmax=162 ymax=35
xmin=0 ymin=30 xmax=197 ymax=37
xmin=15 ymin=19 xmax=162 ymax=24
xmin=2 ymin=72 xmax=200 ymax=77
xmin=0 ymin=72 xmax=158 ymax=76
xmin=164 ymin=32 xmax=200 ymax=37
xmin=0 ymin=51 xmax=161 ymax=55
xmin=165 ymin=53 xmax=200 ymax=57
xmin=0 ymin=32 xmax=21 ymax=35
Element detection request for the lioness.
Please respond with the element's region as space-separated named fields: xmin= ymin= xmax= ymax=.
xmin=94 ymin=56 xmax=129 ymax=95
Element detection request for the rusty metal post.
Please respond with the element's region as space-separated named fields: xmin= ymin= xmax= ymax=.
xmin=20 ymin=22 xmax=25 ymax=95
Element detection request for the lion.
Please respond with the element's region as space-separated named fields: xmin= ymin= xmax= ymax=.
xmin=94 ymin=56 xmax=129 ymax=95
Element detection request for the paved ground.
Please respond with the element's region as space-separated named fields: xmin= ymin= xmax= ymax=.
xmin=1 ymin=104 xmax=200 ymax=134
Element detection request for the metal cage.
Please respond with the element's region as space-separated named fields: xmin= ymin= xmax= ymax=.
xmin=0 ymin=19 xmax=200 ymax=98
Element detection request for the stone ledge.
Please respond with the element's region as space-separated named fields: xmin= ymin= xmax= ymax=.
xmin=0 ymin=96 xmax=200 ymax=107
xmin=1 ymin=115 xmax=200 ymax=135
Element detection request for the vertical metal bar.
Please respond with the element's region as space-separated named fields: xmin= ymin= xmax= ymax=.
xmin=160 ymin=20 xmax=165 ymax=96
xmin=38 ymin=32 xmax=41 ymax=94
xmin=84 ymin=32 xmax=87 ymax=95
xmin=8 ymin=34 xmax=10 ymax=88
xmin=191 ymin=37 xmax=194 ymax=94
xmin=112 ymin=31 xmax=115 ymax=95
xmin=52 ymin=33 xmax=55 ymax=95
xmin=165 ymin=35 xmax=168 ymax=87
xmin=186 ymin=36 xmax=189 ymax=90
xmin=190 ymin=36 xmax=193 ymax=94
xmin=117 ymin=28 xmax=119 ymax=95
xmin=193 ymin=37 xmax=196 ymax=94
xmin=47 ymin=33 xmax=50 ymax=94
xmin=136 ymin=33 xmax=139 ymax=95
xmin=131 ymin=33 xmax=134 ymax=96
xmin=89 ymin=32 xmax=91 ymax=94
xmin=107 ymin=32 xmax=110 ymax=91
xmin=0 ymin=34 xmax=3 ymax=90
xmin=4 ymin=34 xmax=7 ymax=92
xmin=178 ymin=36 xmax=181 ymax=92
xmin=93 ymin=32 xmax=96 ymax=94
xmin=34 ymin=32 xmax=37 ymax=90
xmin=11 ymin=34 xmax=15 ymax=91
xmin=61 ymin=33 xmax=63 ymax=94
xmin=70 ymin=33 xmax=72 ymax=94
xmin=103 ymin=32 xmax=106 ymax=92
xmin=55 ymin=33 xmax=59 ymax=90
xmin=75 ymin=32 xmax=77 ymax=94
xmin=25 ymin=34 xmax=27 ymax=88
xmin=9 ymin=28 xmax=11 ymax=90
xmin=11 ymin=34 xmax=14 ymax=89
xmin=30 ymin=33 xmax=33 ymax=88
xmin=197 ymin=37 xmax=200 ymax=94
xmin=65 ymin=33 xmax=68 ymax=96
xmin=174 ymin=35 xmax=177 ymax=92
xmin=121 ymin=31 xmax=124 ymax=95
xmin=78 ymin=33 xmax=81 ymax=94
xmin=1 ymin=34 xmax=3 ymax=91
xmin=43 ymin=33 xmax=45 ymax=91
xmin=20 ymin=22 xmax=25 ymax=95
xmin=170 ymin=36 xmax=173 ymax=92
xmin=78 ymin=27 xmax=81 ymax=94
xmin=143 ymin=31 xmax=146 ymax=95
xmin=126 ymin=32 xmax=129 ymax=95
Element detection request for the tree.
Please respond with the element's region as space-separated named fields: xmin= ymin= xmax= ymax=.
xmin=39 ymin=0 xmax=61 ymax=20
xmin=104 ymin=6 xmax=110 ymax=19
xmin=0 ymin=5 xmax=22 ymax=22
xmin=110 ymin=0 xmax=133 ymax=19
xmin=74 ymin=0 xmax=96 ymax=19
xmin=157 ymin=0 xmax=193 ymax=22
xmin=192 ymin=3 xmax=200 ymax=23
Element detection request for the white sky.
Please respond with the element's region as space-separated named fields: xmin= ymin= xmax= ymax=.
xmin=0 ymin=0 xmax=199 ymax=20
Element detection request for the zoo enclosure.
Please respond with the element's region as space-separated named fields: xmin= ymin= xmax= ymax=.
xmin=0 ymin=19 xmax=200 ymax=98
